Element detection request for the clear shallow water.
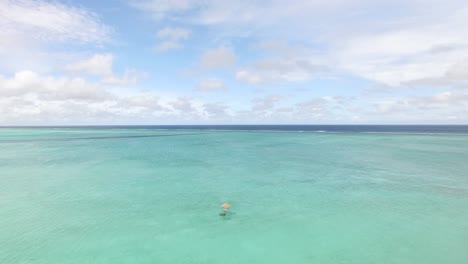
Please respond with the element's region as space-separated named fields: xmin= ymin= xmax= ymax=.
xmin=1 ymin=127 xmax=468 ymax=263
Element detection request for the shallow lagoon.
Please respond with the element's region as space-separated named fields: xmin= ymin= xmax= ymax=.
xmin=1 ymin=127 xmax=467 ymax=263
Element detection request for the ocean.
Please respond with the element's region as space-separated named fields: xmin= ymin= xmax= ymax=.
xmin=1 ymin=126 xmax=467 ymax=263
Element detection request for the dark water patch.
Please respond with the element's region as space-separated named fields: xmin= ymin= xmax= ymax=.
xmin=0 ymin=133 xmax=201 ymax=144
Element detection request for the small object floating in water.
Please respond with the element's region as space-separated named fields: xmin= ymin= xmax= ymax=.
xmin=220 ymin=203 xmax=230 ymax=216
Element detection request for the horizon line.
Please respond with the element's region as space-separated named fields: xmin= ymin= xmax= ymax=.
xmin=1 ymin=124 xmax=468 ymax=128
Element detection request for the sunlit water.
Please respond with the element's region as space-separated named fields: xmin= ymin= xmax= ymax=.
xmin=1 ymin=127 xmax=467 ymax=263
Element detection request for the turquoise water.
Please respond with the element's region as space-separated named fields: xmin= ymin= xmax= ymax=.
xmin=1 ymin=128 xmax=468 ymax=263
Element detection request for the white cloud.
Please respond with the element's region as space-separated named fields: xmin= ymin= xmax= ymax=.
xmin=131 ymin=0 xmax=468 ymax=91
xmin=129 ymin=0 xmax=353 ymax=28
xmin=0 ymin=71 xmax=114 ymax=124
xmin=235 ymin=70 xmax=263 ymax=84
xmin=252 ymin=95 xmax=283 ymax=111
xmin=203 ymin=103 xmax=230 ymax=119
xmin=234 ymin=40 xmax=328 ymax=84
xmin=0 ymin=0 xmax=112 ymax=73
xmin=0 ymin=70 xmax=347 ymax=124
xmin=157 ymin=27 xmax=191 ymax=40
xmin=334 ymin=10 xmax=468 ymax=87
xmin=168 ymin=97 xmax=199 ymax=115
xmin=445 ymin=62 xmax=468 ymax=81
xmin=1 ymin=70 xmax=466 ymax=124
xmin=229 ymin=94 xmax=361 ymax=123
xmin=3 ymin=0 xmax=468 ymax=124
xmin=373 ymin=92 xmax=468 ymax=114
xmin=294 ymin=98 xmax=331 ymax=120
xmin=236 ymin=58 xmax=328 ymax=84
xmin=0 ymin=71 xmax=110 ymax=101
xmin=0 ymin=71 xmax=184 ymax=124
xmin=0 ymin=0 xmax=111 ymax=44
xmin=65 ymin=54 xmax=147 ymax=85
xmin=129 ymin=0 xmax=200 ymax=19
xmin=196 ymin=79 xmax=226 ymax=92
xmin=101 ymin=69 xmax=149 ymax=86
xmin=254 ymin=40 xmax=309 ymax=57
xmin=404 ymin=62 xmax=468 ymax=89
xmin=368 ymin=92 xmax=468 ymax=122
xmin=201 ymin=48 xmax=236 ymax=69
xmin=65 ymin=54 xmax=114 ymax=77
xmin=155 ymin=27 xmax=191 ymax=51
xmin=155 ymin=41 xmax=182 ymax=51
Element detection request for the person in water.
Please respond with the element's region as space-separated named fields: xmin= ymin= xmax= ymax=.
xmin=220 ymin=208 xmax=228 ymax=216
xmin=220 ymin=203 xmax=230 ymax=216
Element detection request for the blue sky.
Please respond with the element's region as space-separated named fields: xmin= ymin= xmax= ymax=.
xmin=1 ymin=0 xmax=468 ymax=125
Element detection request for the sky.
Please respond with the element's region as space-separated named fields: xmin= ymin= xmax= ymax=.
xmin=1 ymin=0 xmax=468 ymax=125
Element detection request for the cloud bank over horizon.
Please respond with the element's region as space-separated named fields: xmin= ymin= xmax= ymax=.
xmin=0 ymin=0 xmax=467 ymax=125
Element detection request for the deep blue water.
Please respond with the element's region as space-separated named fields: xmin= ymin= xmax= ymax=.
xmin=2 ymin=125 xmax=468 ymax=134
